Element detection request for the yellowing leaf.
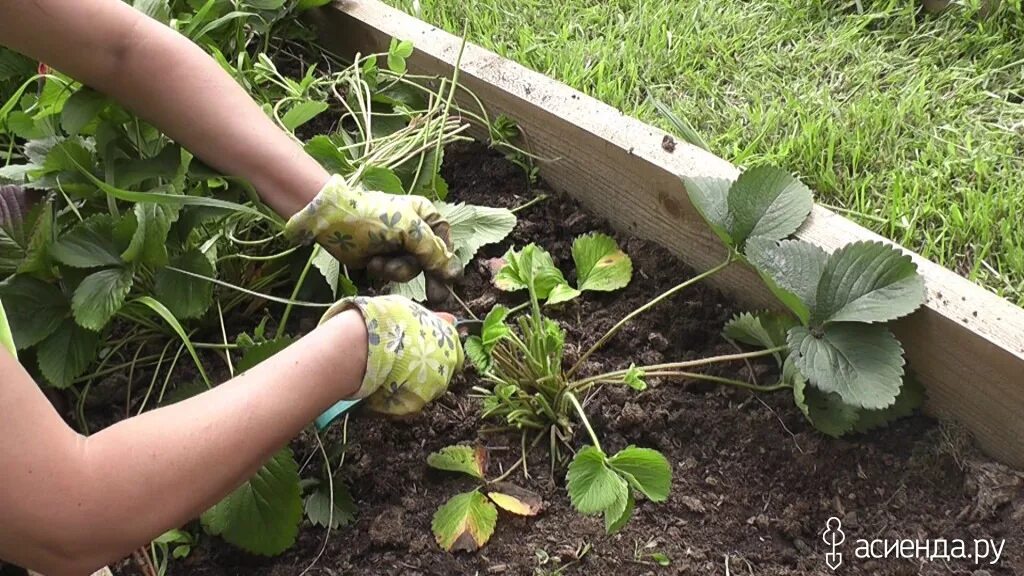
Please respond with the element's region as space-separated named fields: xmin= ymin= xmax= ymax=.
xmin=572 ymin=233 xmax=633 ymax=293
xmin=432 ymin=491 xmax=497 ymax=552
xmin=486 ymin=483 xmax=543 ymax=516
xmin=427 ymin=445 xmax=488 ymax=480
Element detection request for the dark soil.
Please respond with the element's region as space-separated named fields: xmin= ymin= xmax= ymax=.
xmin=123 ymin=143 xmax=1021 ymax=576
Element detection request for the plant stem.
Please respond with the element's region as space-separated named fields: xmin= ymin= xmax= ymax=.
xmin=594 ymin=370 xmax=790 ymax=393
xmin=566 ymin=254 xmax=735 ymax=379
xmin=510 ymin=193 xmax=548 ymax=214
xmin=569 ymin=346 xmax=785 ymax=390
xmin=277 ymin=248 xmax=317 ymax=339
xmin=565 ymin=392 xmax=601 ymax=453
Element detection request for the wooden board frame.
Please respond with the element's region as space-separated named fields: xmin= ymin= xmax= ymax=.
xmin=310 ymin=0 xmax=1024 ymax=467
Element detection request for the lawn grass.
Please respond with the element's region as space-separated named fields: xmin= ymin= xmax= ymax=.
xmin=390 ymin=0 xmax=1024 ymax=305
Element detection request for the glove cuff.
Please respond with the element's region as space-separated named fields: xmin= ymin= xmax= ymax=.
xmin=284 ymin=174 xmax=361 ymax=246
xmin=319 ymin=296 xmax=385 ymax=400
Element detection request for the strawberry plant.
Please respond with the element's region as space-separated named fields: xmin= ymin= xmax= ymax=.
xmin=427 ymin=445 xmax=543 ymax=552
xmin=463 ymin=166 xmax=927 ymax=542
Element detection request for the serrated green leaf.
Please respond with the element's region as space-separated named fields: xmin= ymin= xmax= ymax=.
xmin=36 ymin=318 xmax=98 ymax=388
xmin=436 ymin=202 xmax=517 ymax=267
xmin=427 ymin=445 xmax=487 ymax=480
xmin=623 ymin=363 xmax=647 ymax=391
xmin=304 ymin=478 xmax=357 ymax=530
xmin=432 ymin=491 xmax=497 ymax=552
xmin=43 ymin=138 xmax=93 ymax=175
xmin=604 ymin=488 xmax=634 ymax=534
xmin=481 ymin=305 xmax=510 ymax=351
xmin=201 ymin=449 xmax=303 ymax=556
xmin=71 ymin=267 xmax=134 ymax=331
xmin=311 ymin=246 xmax=341 ymax=298
xmin=681 ymin=176 xmax=732 ymax=245
xmin=61 ymin=89 xmax=107 ymax=136
xmin=304 ymin=135 xmax=351 ymax=174
xmin=0 ymin=298 xmax=16 ymax=359
xmin=791 ymin=358 xmax=859 ymax=437
xmin=387 ymin=39 xmax=414 ymax=74
xmin=51 ymin=216 xmax=122 ymax=268
xmin=813 ymin=241 xmax=925 ymax=325
xmin=572 ymin=233 xmax=633 ymax=293
xmin=853 ymin=373 xmax=925 ymax=433
xmin=389 ymin=272 xmax=426 ymax=302
xmin=18 ymin=200 xmax=54 ymax=277
xmin=746 ymin=238 xmax=826 ymax=323
xmin=464 ymin=335 xmax=490 ymax=373
xmin=121 ymin=203 xmax=178 ymax=266
xmin=360 ymin=166 xmax=405 ymax=195
xmin=789 ymin=323 xmax=905 ymax=410
xmin=727 ymin=166 xmax=813 ymax=246
xmin=0 ymin=275 xmax=68 ymax=349
xmin=567 ymin=445 xmax=627 ymax=515
xmin=281 ymin=100 xmax=328 ymax=132
xmin=1 ymin=185 xmax=35 ymax=275
xmin=546 ymin=282 xmax=581 ymax=304
xmin=237 ymin=336 xmax=294 ymax=373
xmin=493 ymin=244 xmax=567 ymax=301
xmin=154 ymin=249 xmax=214 ymax=319
xmin=608 ymin=446 xmax=671 ymax=502
xmin=722 ymin=311 xmax=795 ymax=364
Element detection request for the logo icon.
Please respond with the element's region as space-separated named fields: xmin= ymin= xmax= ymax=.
xmin=823 ymin=516 xmax=845 ymax=570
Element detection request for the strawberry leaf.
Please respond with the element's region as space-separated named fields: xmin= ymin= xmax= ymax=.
xmin=485 ymin=483 xmax=543 ymax=516
xmin=572 ymin=233 xmax=633 ymax=293
xmin=788 ymin=323 xmax=905 ymax=410
xmin=0 ymin=274 xmax=68 ymax=349
xmin=746 ymin=238 xmax=827 ymax=323
xmin=304 ymin=478 xmax=357 ymax=530
xmin=567 ymin=445 xmax=627 ymax=515
xmin=432 ymin=491 xmax=497 ymax=552
xmin=427 ymin=445 xmax=488 ymax=480
xmin=201 ymin=449 xmax=303 ymax=556
xmin=791 ymin=358 xmax=859 ymax=437
xmin=853 ymin=372 xmax=925 ymax=433
xmin=71 ymin=267 xmax=134 ymax=331
xmin=36 ymin=318 xmax=99 ymax=388
xmin=727 ymin=166 xmax=813 ymax=247
xmin=812 ymin=240 xmax=925 ymax=325
xmin=608 ymin=446 xmax=672 ymax=502
xmin=604 ymin=487 xmax=634 ymax=534
xmin=681 ymin=176 xmax=732 ymax=246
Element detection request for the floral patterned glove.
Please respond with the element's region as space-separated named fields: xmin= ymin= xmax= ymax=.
xmin=285 ymin=175 xmax=462 ymax=296
xmin=320 ymin=295 xmax=463 ymax=418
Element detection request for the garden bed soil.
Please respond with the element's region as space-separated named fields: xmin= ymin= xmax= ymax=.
xmin=122 ymin=143 xmax=1021 ymax=576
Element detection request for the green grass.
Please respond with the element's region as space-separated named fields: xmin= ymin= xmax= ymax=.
xmin=391 ymin=0 xmax=1024 ymax=305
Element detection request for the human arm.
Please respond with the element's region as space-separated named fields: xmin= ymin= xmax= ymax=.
xmin=0 ymin=309 xmax=367 ymax=576
xmin=0 ymin=0 xmax=462 ymax=289
xmin=0 ymin=0 xmax=326 ymax=217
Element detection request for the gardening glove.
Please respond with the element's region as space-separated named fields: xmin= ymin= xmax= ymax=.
xmin=285 ymin=175 xmax=462 ymax=302
xmin=320 ymin=295 xmax=464 ymax=418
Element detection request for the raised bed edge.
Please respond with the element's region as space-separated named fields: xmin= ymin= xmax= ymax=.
xmin=310 ymin=0 xmax=1024 ymax=468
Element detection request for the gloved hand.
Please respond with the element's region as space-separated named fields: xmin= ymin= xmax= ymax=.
xmin=319 ymin=295 xmax=463 ymax=420
xmin=285 ymin=175 xmax=462 ymax=302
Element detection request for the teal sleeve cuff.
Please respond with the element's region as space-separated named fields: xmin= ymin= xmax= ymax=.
xmin=315 ymin=399 xmax=361 ymax=430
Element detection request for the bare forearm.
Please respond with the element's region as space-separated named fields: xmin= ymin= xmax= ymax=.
xmin=0 ymin=311 xmax=366 ymax=575
xmin=0 ymin=0 xmax=328 ymax=217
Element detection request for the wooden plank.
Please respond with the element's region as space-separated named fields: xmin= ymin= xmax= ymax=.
xmin=310 ymin=0 xmax=1024 ymax=467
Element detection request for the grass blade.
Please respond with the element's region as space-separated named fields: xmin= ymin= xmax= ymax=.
xmin=132 ymin=296 xmax=211 ymax=388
